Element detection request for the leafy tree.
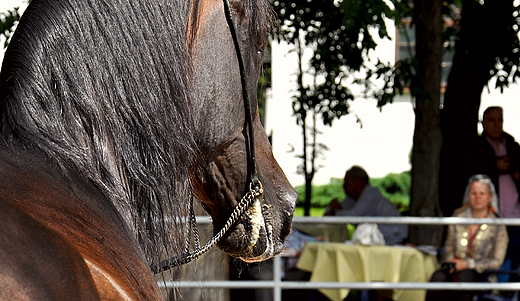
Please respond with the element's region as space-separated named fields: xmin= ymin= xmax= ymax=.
xmin=271 ymin=0 xmax=395 ymax=216
xmin=364 ymin=0 xmax=445 ymax=246
xmin=369 ymin=1 xmax=520 ymax=245
xmin=0 ymin=7 xmax=21 ymax=47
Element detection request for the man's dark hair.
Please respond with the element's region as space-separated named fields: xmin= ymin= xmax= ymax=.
xmin=483 ymin=106 xmax=503 ymax=118
xmin=346 ymin=165 xmax=369 ymax=182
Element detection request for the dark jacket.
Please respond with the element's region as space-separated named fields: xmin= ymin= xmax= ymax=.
xmin=476 ymin=131 xmax=520 ymax=196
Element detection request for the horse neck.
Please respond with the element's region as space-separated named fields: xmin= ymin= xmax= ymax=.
xmin=0 ymin=145 xmax=162 ymax=299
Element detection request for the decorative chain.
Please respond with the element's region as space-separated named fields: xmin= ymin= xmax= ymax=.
xmin=151 ymin=181 xmax=264 ymax=274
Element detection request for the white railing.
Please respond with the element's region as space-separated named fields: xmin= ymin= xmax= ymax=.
xmin=162 ymin=216 xmax=520 ymax=301
xmin=292 ymin=216 xmax=520 ymax=226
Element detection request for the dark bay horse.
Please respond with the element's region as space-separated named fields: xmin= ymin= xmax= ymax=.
xmin=0 ymin=0 xmax=297 ymax=299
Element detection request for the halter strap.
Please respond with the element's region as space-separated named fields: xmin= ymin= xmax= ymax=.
xmin=149 ymin=0 xmax=262 ymax=273
xmin=222 ymin=0 xmax=258 ymax=184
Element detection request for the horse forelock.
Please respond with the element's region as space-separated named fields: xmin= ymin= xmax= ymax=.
xmin=187 ymin=0 xmax=273 ymax=55
xmin=241 ymin=0 xmax=274 ymax=51
xmin=0 ymin=0 xmax=201 ymax=266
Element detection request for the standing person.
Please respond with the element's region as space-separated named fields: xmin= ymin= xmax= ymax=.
xmin=478 ymin=106 xmax=520 ymax=217
xmin=324 ymin=166 xmax=408 ymax=245
xmin=425 ymin=175 xmax=508 ymax=301
xmin=477 ymin=106 xmax=520 ymax=277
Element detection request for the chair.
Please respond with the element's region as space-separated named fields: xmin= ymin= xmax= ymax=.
xmin=477 ymin=266 xmax=520 ymax=301
xmin=479 ymin=291 xmax=518 ymax=301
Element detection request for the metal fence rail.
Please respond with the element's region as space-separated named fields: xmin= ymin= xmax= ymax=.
xmin=160 ymin=280 xmax=520 ymax=290
xmin=292 ymin=216 xmax=520 ymax=226
xmin=167 ymin=216 xmax=520 ymax=301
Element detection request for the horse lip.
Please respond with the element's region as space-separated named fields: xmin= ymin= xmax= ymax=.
xmin=214 ymin=184 xmax=295 ymax=261
xmin=241 ymin=196 xmax=272 ymax=258
xmin=237 ymin=194 xmax=287 ymax=262
xmin=237 ymin=188 xmax=296 ymax=262
xmin=215 ymin=195 xmax=278 ymax=262
xmin=239 ymin=252 xmax=271 ymax=263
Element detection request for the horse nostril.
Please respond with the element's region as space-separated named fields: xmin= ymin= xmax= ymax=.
xmin=287 ymin=187 xmax=298 ymax=208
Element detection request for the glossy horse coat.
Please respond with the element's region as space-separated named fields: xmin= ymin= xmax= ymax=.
xmin=0 ymin=0 xmax=296 ymax=299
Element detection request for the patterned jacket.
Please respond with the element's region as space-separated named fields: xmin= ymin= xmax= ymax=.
xmin=444 ymin=206 xmax=509 ymax=273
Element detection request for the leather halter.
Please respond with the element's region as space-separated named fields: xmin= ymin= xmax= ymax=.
xmin=150 ymin=0 xmax=263 ymax=273
xmin=223 ymin=0 xmax=259 ymax=185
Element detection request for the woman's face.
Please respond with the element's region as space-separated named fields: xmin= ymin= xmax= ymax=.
xmin=468 ymin=181 xmax=492 ymax=212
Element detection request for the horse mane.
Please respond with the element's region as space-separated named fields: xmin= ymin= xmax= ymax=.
xmin=0 ymin=0 xmax=196 ymax=266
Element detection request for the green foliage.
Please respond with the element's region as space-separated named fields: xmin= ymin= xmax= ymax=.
xmin=356 ymin=58 xmax=419 ymax=108
xmin=295 ymin=177 xmax=344 ymax=208
xmin=271 ymin=0 xmax=398 ymax=126
xmin=370 ymin=171 xmax=410 ymax=213
xmin=295 ymin=171 xmax=411 ymax=213
xmin=294 ymin=206 xmax=326 ymax=217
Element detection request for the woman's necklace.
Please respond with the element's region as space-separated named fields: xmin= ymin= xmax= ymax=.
xmin=460 ymin=220 xmax=488 ymax=259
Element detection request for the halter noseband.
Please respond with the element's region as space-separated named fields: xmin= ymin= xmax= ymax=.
xmin=150 ymin=0 xmax=263 ymax=274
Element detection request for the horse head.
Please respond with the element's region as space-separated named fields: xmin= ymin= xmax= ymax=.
xmin=187 ymin=0 xmax=297 ymax=261
xmin=0 ymin=0 xmax=295 ymax=276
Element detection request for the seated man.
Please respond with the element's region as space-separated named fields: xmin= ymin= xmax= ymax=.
xmin=325 ymin=165 xmax=408 ymax=245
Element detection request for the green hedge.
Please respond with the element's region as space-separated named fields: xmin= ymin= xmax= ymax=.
xmin=295 ymin=171 xmax=410 ymax=215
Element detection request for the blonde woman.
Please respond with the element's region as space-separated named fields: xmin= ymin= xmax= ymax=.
xmin=426 ymin=174 xmax=509 ymax=301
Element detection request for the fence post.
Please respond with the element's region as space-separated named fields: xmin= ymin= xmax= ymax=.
xmin=273 ymin=256 xmax=282 ymax=301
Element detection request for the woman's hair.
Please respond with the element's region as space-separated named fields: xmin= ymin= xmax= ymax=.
xmin=462 ymin=174 xmax=500 ymax=215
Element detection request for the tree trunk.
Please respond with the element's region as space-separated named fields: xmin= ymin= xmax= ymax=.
xmin=439 ymin=0 xmax=516 ymax=217
xmin=302 ymin=114 xmax=316 ymax=217
xmin=409 ymin=0 xmax=444 ymax=247
xmin=302 ymin=110 xmax=312 ymax=216
xmin=304 ymin=173 xmax=312 ymax=216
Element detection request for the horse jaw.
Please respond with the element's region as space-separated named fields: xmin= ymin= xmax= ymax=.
xmin=196 ymin=152 xmax=295 ymax=261
xmin=234 ymin=186 xmax=295 ymax=262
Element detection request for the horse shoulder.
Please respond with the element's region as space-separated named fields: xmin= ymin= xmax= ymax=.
xmin=0 ymin=151 xmax=162 ymax=300
xmin=0 ymin=198 xmax=101 ymax=300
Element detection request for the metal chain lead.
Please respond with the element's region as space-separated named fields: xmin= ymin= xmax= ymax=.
xmin=188 ymin=197 xmax=201 ymax=253
xmin=151 ymin=181 xmax=263 ymax=274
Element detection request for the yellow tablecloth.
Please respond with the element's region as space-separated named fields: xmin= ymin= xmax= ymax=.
xmin=297 ymin=242 xmax=439 ymax=301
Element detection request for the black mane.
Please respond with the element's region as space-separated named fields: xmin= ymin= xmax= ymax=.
xmin=0 ymin=0 xmax=196 ymax=265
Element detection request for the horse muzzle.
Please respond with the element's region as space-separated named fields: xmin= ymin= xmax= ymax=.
xmin=216 ymin=186 xmax=296 ymax=262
